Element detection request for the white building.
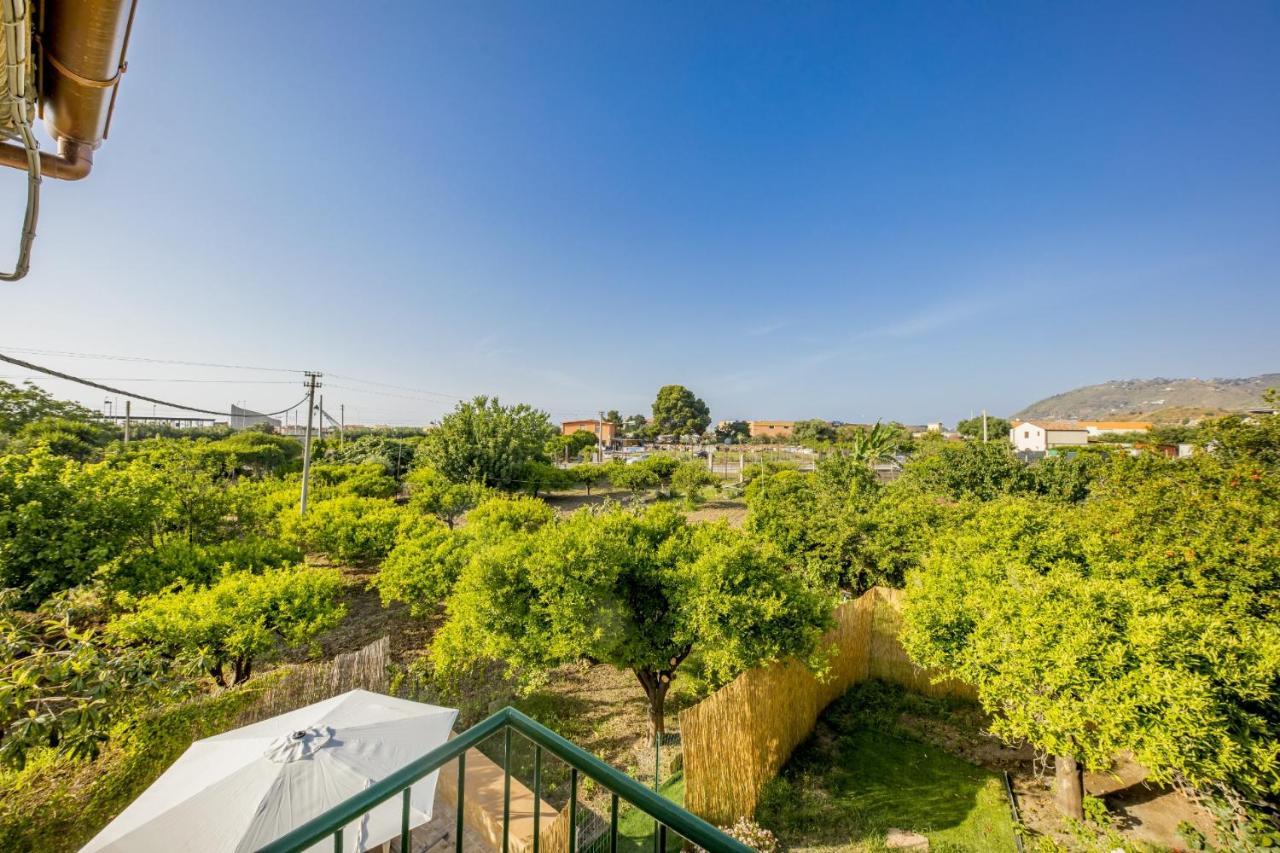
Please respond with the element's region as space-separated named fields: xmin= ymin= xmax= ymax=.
xmin=1010 ymin=420 xmax=1089 ymax=453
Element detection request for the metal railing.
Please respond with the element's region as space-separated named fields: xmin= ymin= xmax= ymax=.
xmin=256 ymin=706 xmax=751 ymax=853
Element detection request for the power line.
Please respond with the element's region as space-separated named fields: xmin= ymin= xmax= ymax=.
xmin=0 ymin=345 xmax=305 ymax=374
xmin=324 ymin=373 xmax=464 ymax=401
xmin=0 ymin=351 xmax=309 ymax=418
xmin=0 ymin=375 xmax=297 ymax=384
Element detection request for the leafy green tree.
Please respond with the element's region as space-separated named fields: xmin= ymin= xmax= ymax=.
xmin=201 ymin=431 xmax=302 ymax=478
xmin=12 ymin=416 xmax=118 ymax=461
xmin=896 ymin=439 xmax=1030 ymax=500
xmin=0 ymin=380 xmax=97 ymax=436
xmin=0 ymin=601 xmax=187 ymax=769
xmin=650 ymin=385 xmax=711 ymax=437
xmin=570 ymin=463 xmax=610 ymax=495
xmin=610 ymin=462 xmax=660 ymax=497
xmin=714 ymin=420 xmax=750 ymax=444
xmin=954 ymin=415 xmax=1012 ymax=441
xmin=546 ymin=429 xmax=599 ymax=463
xmin=419 ymin=396 xmax=555 ymax=490
xmin=671 ymin=460 xmax=717 ymax=505
xmin=96 ymin=536 xmax=302 ymax=596
xmin=375 ymin=522 xmax=473 ymax=616
xmin=746 ymin=454 xmax=887 ymax=590
xmin=308 ymin=462 xmax=399 ymax=499
xmin=108 ymin=566 xmax=346 ymax=687
xmin=621 ymin=413 xmax=648 ymax=438
xmin=0 ymin=448 xmax=162 ymax=605
xmin=792 ymin=420 xmax=837 ymax=445
xmin=1201 ymin=412 xmax=1280 ymax=468
xmin=278 ymin=496 xmax=417 ymax=563
xmin=406 ymin=465 xmax=490 ymax=527
xmin=901 ymin=493 xmax=1280 ymax=819
xmin=432 ymin=504 xmax=831 ymax=740
xmin=376 ymin=497 xmax=555 ymax=617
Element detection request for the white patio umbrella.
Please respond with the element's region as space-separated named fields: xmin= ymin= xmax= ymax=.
xmin=82 ymin=689 xmax=458 ymax=853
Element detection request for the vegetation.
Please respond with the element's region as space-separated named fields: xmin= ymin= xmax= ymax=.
xmin=756 ymin=681 xmax=1018 ymax=852
xmin=416 ymin=395 xmax=555 ymax=489
xmin=650 ymin=385 xmax=711 ymax=437
xmin=955 ymin=414 xmax=1011 ymax=440
xmin=430 ymin=503 xmax=832 ymax=740
xmin=108 ymin=566 xmax=345 ymax=687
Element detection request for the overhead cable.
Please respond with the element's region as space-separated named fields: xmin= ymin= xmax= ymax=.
xmin=0 ymin=351 xmax=308 ymax=417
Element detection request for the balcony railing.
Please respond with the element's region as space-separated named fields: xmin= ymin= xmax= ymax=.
xmin=255 ymin=705 xmax=751 ymax=853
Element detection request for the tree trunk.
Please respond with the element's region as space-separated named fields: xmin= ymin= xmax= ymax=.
xmin=635 ymin=669 xmax=670 ymax=745
xmin=1054 ymin=754 xmax=1085 ymax=820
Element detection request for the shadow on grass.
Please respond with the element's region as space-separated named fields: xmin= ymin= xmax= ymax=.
xmin=756 ymin=681 xmax=1017 ymax=851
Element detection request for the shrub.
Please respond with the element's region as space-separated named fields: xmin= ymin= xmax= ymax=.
xmin=96 ymin=536 xmax=302 ymax=596
xmin=309 ymin=462 xmax=399 ymax=499
xmin=375 ymin=523 xmax=472 ymax=616
xmin=278 ymin=496 xmax=411 ymax=563
xmin=610 ymin=463 xmax=660 ymax=496
xmin=108 ymin=566 xmax=345 ymax=686
xmin=406 ymin=466 xmax=491 ymax=527
xmin=671 ymin=461 xmax=717 ymax=505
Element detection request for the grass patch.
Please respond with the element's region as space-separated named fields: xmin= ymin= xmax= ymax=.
xmin=756 ymin=681 xmax=1017 ymax=852
xmin=614 ymin=769 xmax=685 ymax=852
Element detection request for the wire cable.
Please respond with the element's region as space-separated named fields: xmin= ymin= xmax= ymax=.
xmin=0 ymin=351 xmax=308 ymax=417
xmin=0 ymin=345 xmax=305 ymax=374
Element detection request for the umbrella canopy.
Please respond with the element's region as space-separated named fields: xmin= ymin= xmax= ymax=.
xmin=82 ymin=689 xmax=458 ymax=853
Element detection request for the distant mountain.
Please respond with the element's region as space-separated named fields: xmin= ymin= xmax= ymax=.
xmin=1016 ymin=374 xmax=1278 ymax=423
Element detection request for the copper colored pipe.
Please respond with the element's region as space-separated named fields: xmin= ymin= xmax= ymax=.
xmin=0 ymin=136 xmax=92 ymax=180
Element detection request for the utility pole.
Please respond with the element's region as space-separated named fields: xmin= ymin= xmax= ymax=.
xmin=982 ymin=409 xmax=989 ymax=443
xmin=318 ymin=395 xmax=325 ymax=442
xmin=124 ymin=400 xmax=131 ymax=445
xmin=598 ymin=409 xmax=605 ymax=464
xmin=339 ymin=403 xmax=345 ymax=447
xmin=300 ymin=372 xmax=321 ymax=515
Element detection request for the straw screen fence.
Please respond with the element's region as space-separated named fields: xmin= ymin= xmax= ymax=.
xmin=679 ymin=586 xmax=975 ymax=825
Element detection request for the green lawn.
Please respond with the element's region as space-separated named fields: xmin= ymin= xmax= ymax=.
xmin=613 ymin=769 xmax=686 ymax=852
xmin=756 ymin=683 xmax=1018 ymax=852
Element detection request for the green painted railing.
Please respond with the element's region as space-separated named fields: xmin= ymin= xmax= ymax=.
xmin=255 ymin=706 xmax=751 ymax=853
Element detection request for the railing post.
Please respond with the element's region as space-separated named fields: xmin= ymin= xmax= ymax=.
xmin=333 ymin=828 xmax=342 ymax=853
xmin=502 ymin=728 xmax=512 ymax=853
xmin=569 ymin=768 xmax=579 ymax=853
xmin=455 ymin=752 xmax=466 ymax=853
xmin=400 ymin=787 xmax=410 ymax=852
xmin=532 ymin=745 xmax=542 ymax=853
xmin=609 ymin=793 xmax=619 ymax=853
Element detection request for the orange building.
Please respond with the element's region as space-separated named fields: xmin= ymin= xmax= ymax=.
xmin=561 ymin=419 xmax=617 ymax=444
xmin=748 ymin=420 xmax=796 ymax=439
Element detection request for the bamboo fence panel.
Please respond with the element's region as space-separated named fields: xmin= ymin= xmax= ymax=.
xmin=679 ymin=587 xmax=974 ymax=825
xmin=678 ymin=591 xmax=875 ymax=825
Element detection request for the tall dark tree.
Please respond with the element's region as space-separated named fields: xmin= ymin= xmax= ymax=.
xmin=650 ymin=385 xmax=711 ymax=437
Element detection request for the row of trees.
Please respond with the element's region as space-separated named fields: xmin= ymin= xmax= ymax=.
xmin=743 ymin=427 xmax=1280 ymax=828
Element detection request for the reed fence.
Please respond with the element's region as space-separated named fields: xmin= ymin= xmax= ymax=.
xmin=679 ymin=586 xmax=974 ymax=825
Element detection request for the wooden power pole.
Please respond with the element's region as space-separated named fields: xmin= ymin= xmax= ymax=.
xmin=300 ymin=372 xmax=321 ymax=515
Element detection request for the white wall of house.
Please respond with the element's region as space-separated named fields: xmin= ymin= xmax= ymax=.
xmin=1011 ymin=424 xmax=1047 ymax=452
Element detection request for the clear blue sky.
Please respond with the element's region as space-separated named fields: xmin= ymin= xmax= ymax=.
xmin=1 ymin=1 xmax=1277 ymax=426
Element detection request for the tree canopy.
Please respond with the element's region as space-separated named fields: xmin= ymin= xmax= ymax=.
xmin=431 ymin=503 xmax=831 ymax=740
xmin=418 ymin=396 xmax=555 ymax=490
xmin=900 ymin=467 xmax=1280 ymax=819
xmin=650 ymin=385 xmax=711 ymax=437
xmin=954 ymin=415 xmax=1012 ymax=441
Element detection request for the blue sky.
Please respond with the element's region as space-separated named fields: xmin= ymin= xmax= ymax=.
xmin=1 ymin=1 xmax=1277 ymax=426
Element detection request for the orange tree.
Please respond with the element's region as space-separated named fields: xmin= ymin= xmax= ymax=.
xmin=430 ymin=503 xmax=831 ymax=741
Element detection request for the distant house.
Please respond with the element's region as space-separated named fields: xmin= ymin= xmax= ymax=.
xmin=1077 ymin=420 xmax=1153 ymax=436
xmin=748 ymin=420 xmax=795 ymax=439
xmin=562 ymin=419 xmax=616 ymax=445
xmin=1010 ymin=420 xmax=1089 ymax=453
